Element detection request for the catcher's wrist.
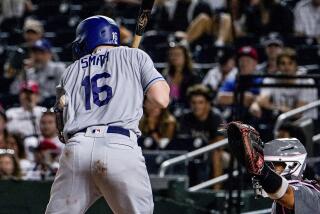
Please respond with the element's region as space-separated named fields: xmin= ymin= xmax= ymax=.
xmin=256 ymin=164 xmax=283 ymax=194
xmin=267 ymin=176 xmax=289 ymax=200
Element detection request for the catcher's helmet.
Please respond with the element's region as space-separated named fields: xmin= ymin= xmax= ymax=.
xmin=72 ymin=15 xmax=120 ymax=60
xmin=264 ymin=138 xmax=307 ymax=179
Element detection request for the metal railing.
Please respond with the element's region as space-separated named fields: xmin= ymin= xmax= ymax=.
xmin=158 ymin=139 xmax=228 ymax=177
xmin=188 ymin=170 xmax=239 ymax=192
xmin=273 ymin=99 xmax=320 ymax=137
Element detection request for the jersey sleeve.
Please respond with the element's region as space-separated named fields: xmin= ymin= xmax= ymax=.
xmin=138 ymin=50 xmax=165 ymax=93
xmin=292 ymin=183 xmax=320 ymax=213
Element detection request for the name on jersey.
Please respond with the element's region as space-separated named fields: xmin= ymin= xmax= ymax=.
xmin=81 ymin=53 xmax=109 ymax=69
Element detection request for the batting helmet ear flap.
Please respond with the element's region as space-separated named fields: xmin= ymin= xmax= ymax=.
xmin=72 ymin=40 xmax=86 ymax=60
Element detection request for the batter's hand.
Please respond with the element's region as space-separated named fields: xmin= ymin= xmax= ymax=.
xmin=226 ymin=121 xmax=264 ymax=176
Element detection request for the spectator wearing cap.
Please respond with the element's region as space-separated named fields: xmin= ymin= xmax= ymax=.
xmin=25 ymin=140 xmax=60 ymax=180
xmin=9 ymin=39 xmax=65 ymax=105
xmin=6 ymin=80 xmax=46 ymax=138
xmin=258 ymin=32 xmax=284 ymax=74
xmin=217 ymin=46 xmax=261 ymax=108
xmin=176 ymin=84 xmax=225 ymax=189
xmin=4 ymin=18 xmax=44 ymax=80
xmin=294 ymin=0 xmax=320 ymax=43
xmin=202 ymin=50 xmax=237 ymax=94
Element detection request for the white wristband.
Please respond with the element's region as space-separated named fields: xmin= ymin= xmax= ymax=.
xmin=268 ymin=176 xmax=289 ymax=200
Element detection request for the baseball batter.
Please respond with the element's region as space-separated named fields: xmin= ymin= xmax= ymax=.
xmin=45 ymin=16 xmax=170 ymax=214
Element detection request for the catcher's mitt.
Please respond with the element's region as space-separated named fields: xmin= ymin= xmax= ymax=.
xmin=226 ymin=121 xmax=264 ymax=176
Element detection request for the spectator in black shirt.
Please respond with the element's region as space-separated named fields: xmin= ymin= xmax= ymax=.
xmin=176 ymin=84 xmax=225 ymax=188
xmin=151 ymin=0 xmax=212 ymax=32
xmin=244 ymin=0 xmax=293 ymax=37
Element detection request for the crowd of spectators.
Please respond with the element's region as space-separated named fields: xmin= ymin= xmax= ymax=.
xmin=0 ymin=0 xmax=319 ymax=188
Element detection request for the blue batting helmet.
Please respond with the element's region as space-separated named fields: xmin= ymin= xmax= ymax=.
xmin=72 ymin=15 xmax=120 ymax=60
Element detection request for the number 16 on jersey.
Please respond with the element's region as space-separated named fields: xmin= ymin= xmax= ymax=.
xmin=81 ymin=72 xmax=113 ymax=110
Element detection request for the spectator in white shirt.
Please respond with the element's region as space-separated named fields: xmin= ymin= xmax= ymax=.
xmin=294 ymin=0 xmax=320 ymax=42
xmin=202 ymin=50 xmax=237 ymax=93
xmin=6 ymin=81 xmax=46 ymax=138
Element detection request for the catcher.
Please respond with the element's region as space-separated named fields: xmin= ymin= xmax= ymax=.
xmin=226 ymin=121 xmax=320 ymax=213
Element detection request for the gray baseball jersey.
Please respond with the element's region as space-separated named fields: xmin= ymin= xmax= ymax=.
xmin=60 ymin=46 xmax=164 ymax=136
xmin=272 ymin=180 xmax=320 ymax=213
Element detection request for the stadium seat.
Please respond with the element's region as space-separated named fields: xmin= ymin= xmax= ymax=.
xmin=141 ymin=31 xmax=169 ymax=63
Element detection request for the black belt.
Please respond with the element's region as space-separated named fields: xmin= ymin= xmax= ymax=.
xmin=67 ymin=126 xmax=130 ymax=139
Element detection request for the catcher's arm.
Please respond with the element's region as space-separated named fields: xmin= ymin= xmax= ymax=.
xmin=226 ymin=121 xmax=294 ymax=209
xmin=54 ymin=86 xmax=67 ymax=143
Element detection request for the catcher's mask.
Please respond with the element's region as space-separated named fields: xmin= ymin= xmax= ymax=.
xmin=264 ymin=138 xmax=307 ymax=180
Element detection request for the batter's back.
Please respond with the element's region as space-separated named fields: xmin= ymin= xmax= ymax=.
xmin=60 ymin=46 xmax=164 ymax=136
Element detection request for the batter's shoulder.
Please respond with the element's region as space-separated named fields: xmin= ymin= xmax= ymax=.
xmin=114 ymin=46 xmax=149 ymax=55
xmin=60 ymin=60 xmax=80 ymax=84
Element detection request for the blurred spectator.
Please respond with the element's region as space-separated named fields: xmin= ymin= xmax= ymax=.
xmin=202 ymin=50 xmax=237 ymax=94
xmin=163 ymin=38 xmax=200 ymax=106
xmin=0 ymin=0 xmax=33 ymax=27
xmin=230 ymin=0 xmax=247 ymax=37
xmin=250 ymin=48 xmax=318 ymax=119
xmin=176 ymin=84 xmax=225 ymax=188
xmin=149 ymin=0 xmax=170 ymax=31
xmin=6 ymin=81 xmax=46 ymax=137
xmin=9 ymin=39 xmax=65 ymax=104
xmin=185 ymin=11 xmax=232 ymax=46
xmin=217 ymin=46 xmax=261 ymax=108
xmin=5 ymin=133 xmax=33 ymax=179
xmin=204 ymin=0 xmax=226 ymax=11
xmin=4 ymin=18 xmax=44 ymax=80
xmin=0 ymin=150 xmax=22 ymax=180
xmin=0 ymin=107 xmax=8 ymax=149
xmin=139 ymin=105 xmax=176 ymax=150
xmin=258 ymin=32 xmax=284 ymax=74
xmin=25 ymin=140 xmax=60 ymax=180
xmin=40 ymin=111 xmax=64 ymax=150
xmin=244 ymin=0 xmax=293 ymax=37
xmin=294 ymin=0 xmax=320 ymax=42
xmin=155 ymin=0 xmax=212 ymax=32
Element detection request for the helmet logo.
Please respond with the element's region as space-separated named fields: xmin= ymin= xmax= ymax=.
xmin=112 ymin=32 xmax=118 ymax=44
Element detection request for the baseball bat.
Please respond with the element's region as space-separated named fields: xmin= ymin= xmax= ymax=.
xmin=131 ymin=0 xmax=155 ymax=48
